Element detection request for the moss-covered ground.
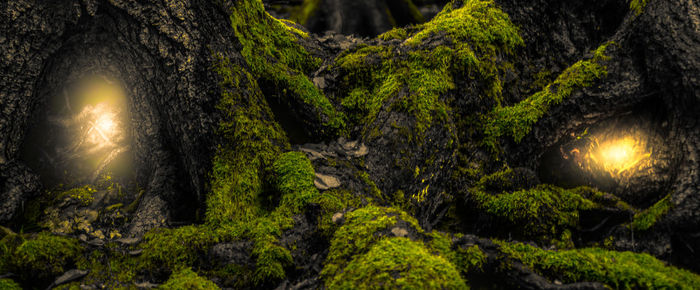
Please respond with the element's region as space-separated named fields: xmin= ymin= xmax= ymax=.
xmin=498 ymin=241 xmax=700 ymax=289
xmin=2 ymin=0 xmax=698 ymax=289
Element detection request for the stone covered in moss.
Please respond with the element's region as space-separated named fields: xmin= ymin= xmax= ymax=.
xmin=320 ymin=206 xmax=424 ymax=282
xmin=0 ymin=278 xmax=22 ymax=290
xmin=1 ymin=231 xmax=83 ymax=283
xmin=228 ymin=0 xmax=345 ymax=135
xmin=335 ymin=0 xmax=523 ymax=136
xmin=629 ymin=193 xmax=673 ymax=231
xmin=329 ymin=237 xmax=468 ymax=289
xmin=466 ymin=168 xmax=633 ymax=244
xmin=498 ymin=241 xmax=700 ymax=289
xmin=160 ymin=268 xmax=220 ymax=289
xmin=140 ymin=225 xmax=218 ymax=271
xmin=271 ymin=151 xmax=318 ymax=216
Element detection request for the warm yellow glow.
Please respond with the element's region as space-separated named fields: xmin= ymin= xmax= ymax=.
xmin=586 ymin=136 xmax=651 ymax=177
xmin=72 ymin=76 xmax=127 ymax=149
xmin=96 ymin=114 xmax=115 ymax=134
xmin=86 ymin=103 xmax=119 ymax=146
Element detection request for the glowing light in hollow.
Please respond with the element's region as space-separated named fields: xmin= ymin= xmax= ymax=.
xmin=586 ymin=136 xmax=651 ymax=177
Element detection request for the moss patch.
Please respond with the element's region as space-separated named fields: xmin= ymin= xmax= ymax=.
xmin=468 ymin=169 xmax=632 ymax=244
xmin=0 ymin=279 xmax=21 ymax=290
xmin=160 ymin=268 xmax=220 ymax=289
xmin=484 ymin=43 xmax=612 ymax=151
xmin=56 ymin=185 xmax=96 ymax=207
xmin=75 ymin=248 xmax=138 ymax=288
xmin=320 ymin=206 xmax=423 ymax=285
xmin=228 ymin=0 xmax=345 ymax=134
xmin=630 ymin=193 xmax=673 ymax=231
xmin=329 ymin=237 xmax=468 ymax=289
xmin=379 ymin=27 xmax=409 ymax=41
xmin=1 ymin=232 xmax=83 ymax=281
xmin=498 ymin=241 xmax=700 ymax=289
xmin=270 ymin=151 xmax=318 ymax=216
xmin=207 ymin=53 xmax=287 ymax=224
xmin=206 ymin=47 xmax=323 ymax=284
xmin=311 ymin=189 xmax=366 ymax=238
xmin=335 ymin=0 xmax=522 ymax=137
xmin=630 ymin=0 xmax=649 ymax=16
xmin=140 ymin=225 xmax=218 ymax=270
xmin=192 ymin=53 xmax=324 ymax=284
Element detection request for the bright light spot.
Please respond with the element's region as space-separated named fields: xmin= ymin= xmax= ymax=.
xmin=86 ymin=103 xmax=120 ymax=147
xmin=585 ymin=135 xmax=651 ymax=177
xmin=96 ymin=114 xmax=115 ymax=133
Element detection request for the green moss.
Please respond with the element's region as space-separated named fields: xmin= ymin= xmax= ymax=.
xmin=0 ymin=279 xmax=21 ymax=290
xmin=406 ymin=0 xmax=522 ymax=50
xmin=379 ymin=27 xmax=409 ymax=41
xmin=473 ymin=184 xmax=596 ymax=226
xmin=312 ymin=189 xmax=366 ymax=238
xmin=207 ymin=54 xmax=288 ymax=224
xmin=336 ymin=0 xmax=522 ymax=137
xmin=140 ymin=225 xmax=218 ymax=270
xmin=484 ymin=43 xmax=611 ymax=151
xmin=426 ymin=231 xmax=485 ymax=275
xmin=357 ymin=171 xmax=383 ymax=202
xmin=160 ymin=268 xmax=220 ymax=289
xmin=328 ymin=237 xmax=468 ymax=289
xmin=210 ymin=50 xmax=324 ymax=284
xmin=228 ymin=0 xmax=345 ymax=133
xmin=630 ymin=194 xmax=673 ymax=231
xmin=271 ymin=151 xmax=317 ymax=216
xmin=498 ymin=242 xmax=700 ymax=289
xmin=468 ymin=170 xmax=620 ymax=243
xmin=204 ymin=263 xmax=254 ymax=289
xmin=3 ymin=232 xmax=83 ymax=281
xmin=247 ymin=217 xmax=292 ymax=283
xmin=159 ymin=161 xmax=314 ymax=283
xmin=321 ymin=206 xmax=423 ymax=285
xmin=76 ymin=249 xmax=138 ymax=288
xmin=630 ymin=0 xmax=649 ymax=16
xmin=457 ymin=244 xmax=487 ymax=273
xmin=57 ymin=185 xmax=96 ymax=206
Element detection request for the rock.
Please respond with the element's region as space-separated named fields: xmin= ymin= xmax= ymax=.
xmin=133 ymin=281 xmax=159 ymax=289
xmin=87 ymin=239 xmax=104 ymax=247
xmin=313 ymin=76 xmax=326 ymax=90
xmin=53 ymin=269 xmax=89 ymax=286
xmin=115 ymin=237 xmax=140 ymax=245
xmin=299 ymin=146 xmax=326 ymax=161
xmin=390 ymin=227 xmax=408 ymax=237
xmin=348 ymin=144 xmax=369 ymax=158
xmin=332 ymin=212 xmax=344 ymax=224
xmin=129 ymin=249 xmax=144 ymax=256
xmin=335 ymin=138 xmax=369 ymax=158
xmin=314 ymin=173 xmax=341 ymax=190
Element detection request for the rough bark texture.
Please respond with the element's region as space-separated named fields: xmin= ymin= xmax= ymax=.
xmin=1 ymin=0 xmax=699 ymax=289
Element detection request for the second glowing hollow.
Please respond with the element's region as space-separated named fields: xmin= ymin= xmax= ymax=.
xmin=586 ymin=136 xmax=651 ymax=177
